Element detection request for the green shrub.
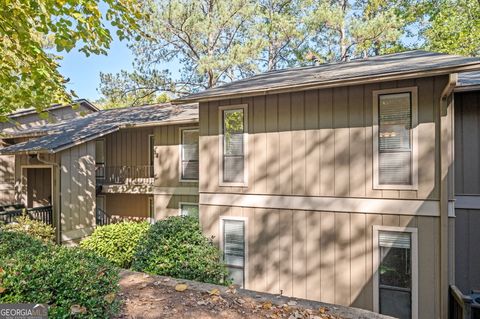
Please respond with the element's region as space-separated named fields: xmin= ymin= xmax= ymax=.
xmin=80 ymin=221 xmax=150 ymax=268
xmin=0 ymin=232 xmax=120 ymax=318
xmin=132 ymin=216 xmax=229 ymax=285
xmin=1 ymin=214 xmax=55 ymax=243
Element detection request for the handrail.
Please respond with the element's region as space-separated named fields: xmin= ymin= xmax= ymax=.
xmin=450 ymin=285 xmax=473 ymax=319
xmin=0 ymin=205 xmax=53 ymax=225
xmin=95 ymin=207 xmax=111 ymax=226
xmin=96 ymin=165 xmax=154 ymax=184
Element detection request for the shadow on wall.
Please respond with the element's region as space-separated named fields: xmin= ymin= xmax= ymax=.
xmin=199 ymin=76 xmax=447 ymax=315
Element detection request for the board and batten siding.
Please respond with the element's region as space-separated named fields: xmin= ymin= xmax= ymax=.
xmin=59 ymin=141 xmax=96 ymax=243
xmin=0 ymin=154 xmax=15 ymax=205
xmin=200 ymin=205 xmax=440 ymax=319
xmin=453 ymin=90 xmax=480 ymax=294
xmin=153 ymin=123 xmax=199 ymax=218
xmin=199 ymin=76 xmax=448 ymax=201
xmin=102 ymin=193 xmax=151 ymax=218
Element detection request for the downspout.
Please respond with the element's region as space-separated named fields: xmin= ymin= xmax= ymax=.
xmin=36 ymin=153 xmax=61 ymax=244
xmin=439 ymin=73 xmax=457 ymax=319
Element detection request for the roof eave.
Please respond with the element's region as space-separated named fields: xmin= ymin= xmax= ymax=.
xmin=454 ymin=84 xmax=480 ymax=93
xmin=173 ymin=63 xmax=480 ymax=104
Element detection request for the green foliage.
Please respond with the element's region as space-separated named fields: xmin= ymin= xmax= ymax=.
xmin=132 ymin=216 xmax=229 ymax=285
xmin=423 ymin=0 xmax=480 ymax=57
xmin=0 ymin=232 xmax=120 ymax=318
xmin=1 ymin=214 xmax=55 ymax=244
xmin=0 ymin=0 xmax=144 ymax=117
xmin=80 ymin=221 xmax=150 ymax=268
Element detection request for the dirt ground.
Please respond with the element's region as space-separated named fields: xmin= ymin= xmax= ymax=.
xmin=116 ymin=270 xmax=391 ymax=319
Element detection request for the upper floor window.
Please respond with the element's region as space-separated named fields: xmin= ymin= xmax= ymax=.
xmin=180 ymin=128 xmax=199 ymax=181
xmin=373 ymin=88 xmax=418 ymax=190
xmin=220 ymin=105 xmax=248 ymax=186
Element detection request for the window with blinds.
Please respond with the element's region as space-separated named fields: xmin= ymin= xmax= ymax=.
xmin=377 ymin=92 xmax=414 ymax=186
xmin=95 ymin=139 xmax=105 ymax=178
xmin=223 ymin=219 xmax=245 ymax=287
xmin=378 ymin=231 xmax=412 ymax=319
xmin=180 ymin=203 xmax=199 ymax=218
xmin=181 ymin=128 xmax=199 ymax=180
xmin=222 ymin=108 xmax=245 ymax=183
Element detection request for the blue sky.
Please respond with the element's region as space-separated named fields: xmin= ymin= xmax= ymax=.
xmin=58 ymin=36 xmax=134 ymax=102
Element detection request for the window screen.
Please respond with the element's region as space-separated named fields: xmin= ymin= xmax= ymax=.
xmin=223 ymin=109 xmax=244 ymax=183
xmin=378 ymin=93 xmax=412 ymax=185
xmin=378 ymin=231 xmax=412 ymax=319
xmin=180 ymin=203 xmax=199 ymax=218
xmin=181 ymin=129 xmax=199 ymax=180
xmin=223 ymin=219 xmax=245 ymax=287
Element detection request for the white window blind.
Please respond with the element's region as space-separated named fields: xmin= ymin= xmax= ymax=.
xmin=378 ymin=93 xmax=412 ymax=185
xmin=95 ymin=140 xmax=105 ymax=164
xmin=223 ymin=109 xmax=244 ymax=183
xmin=379 ymin=231 xmax=411 ymax=249
xmin=223 ymin=219 xmax=245 ymax=287
xmin=181 ymin=129 xmax=199 ymax=180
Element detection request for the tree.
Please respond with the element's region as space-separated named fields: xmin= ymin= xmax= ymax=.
xmin=0 ymin=0 xmax=143 ymax=119
xmin=305 ymin=0 xmax=407 ymax=63
xmin=422 ymin=0 xmax=480 ymax=57
xmin=99 ymin=0 xmax=262 ymax=106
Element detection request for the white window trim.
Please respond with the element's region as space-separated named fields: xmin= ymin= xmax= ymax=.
xmin=178 ymin=126 xmax=199 ymax=182
xmin=373 ymin=225 xmax=418 ymax=319
xmin=148 ymin=196 xmax=155 ymax=223
xmin=219 ymin=216 xmax=248 ymax=288
xmin=178 ymin=201 xmax=199 ymax=216
xmin=95 ymin=138 xmax=106 ymax=179
xmin=372 ymin=87 xmax=418 ymax=190
xmin=218 ymin=104 xmax=249 ymax=187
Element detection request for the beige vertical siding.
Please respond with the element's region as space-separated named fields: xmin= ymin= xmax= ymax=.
xmin=59 ymin=142 xmax=96 ymax=242
xmin=26 ymin=168 xmax=52 ymax=207
xmin=201 ymin=206 xmax=438 ymax=318
xmin=0 ymin=154 xmax=15 ymax=205
xmin=103 ymin=193 xmax=151 ymax=218
xmin=199 ymin=76 xmax=447 ymax=200
xmin=104 ymin=127 xmax=154 ymax=169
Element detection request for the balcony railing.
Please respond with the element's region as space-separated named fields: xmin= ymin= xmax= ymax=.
xmin=96 ymin=165 xmax=154 ymax=185
xmin=0 ymin=205 xmax=53 ymax=225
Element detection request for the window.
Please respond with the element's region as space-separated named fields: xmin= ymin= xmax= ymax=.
xmin=220 ymin=105 xmax=248 ymax=185
xmin=373 ymin=88 xmax=418 ymax=189
xmin=149 ymin=135 xmax=155 ymax=177
xmin=180 ymin=128 xmax=199 ymax=181
xmin=95 ymin=139 xmax=105 ymax=178
xmin=373 ymin=226 xmax=418 ymax=319
xmin=222 ymin=218 xmax=246 ymax=287
xmin=179 ymin=203 xmax=199 ymax=218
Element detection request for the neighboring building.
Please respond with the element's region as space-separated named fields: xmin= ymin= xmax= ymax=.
xmin=0 ymin=100 xmax=98 ymax=205
xmin=175 ymin=51 xmax=480 ymax=319
xmin=0 ymin=103 xmax=198 ymax=243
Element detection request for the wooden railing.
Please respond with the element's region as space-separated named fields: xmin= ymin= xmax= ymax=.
xmin=450 ymin=285 xmax=480 ymax=319
xmin=95 ymin=207 xmax=111 ymax=226
xmin=0 ymin=205 xmax=53 ymax=225
xmin=96 ymin=165 xmax=154 ymax=184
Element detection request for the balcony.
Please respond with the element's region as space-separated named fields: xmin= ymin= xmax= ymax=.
xmin=96 ymin=164 xmax=154 ymax=185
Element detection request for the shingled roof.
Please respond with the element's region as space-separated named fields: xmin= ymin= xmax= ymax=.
xmin=457 ymin=71 xmax=480 ymax=89
xmin=175 ymin=50 xmax=480 ymax=103
xmin=0 ymin=103 xmax=198 ymax=154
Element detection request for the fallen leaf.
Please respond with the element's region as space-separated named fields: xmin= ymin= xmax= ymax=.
xmin=197 ymin=300 xmax=207 ymax=306
xmin=287 ymin=300 xmax=297 ymax=306
xmin=104 ymin=293 xmax=116 ymax=304
xmin=262 ymin=302 xmax=272 ymax=310
xmin=0 ymin=287 xmax=5 ymax=294
xmin=70 ymin=305 xmax=87 ymax=315
xmin=209 ymin=288 xmax=220 ymax=296
xmin=175 ymin=283 xmax=188 ymax=292
xmin=319 ymin=306 xmax=328 ymax=314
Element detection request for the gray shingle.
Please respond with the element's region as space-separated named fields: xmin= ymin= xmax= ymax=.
xmin=458 ymin=71 xmax=480 ymax=87
xmin=0 ymin=103 xmax=198 ymax=154
xmin=175 ymin=50 xmax=480 ymax=103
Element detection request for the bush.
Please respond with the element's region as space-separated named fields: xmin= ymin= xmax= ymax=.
xmin=0 ymin=232 xmax=120 ymax=318
xmin=1 ymin=214 xmax=55 ymax=243
xmin=80 ymin=221 xmax=150 ymax=268
xmin=132 ymin=216 xmax=229 ymax=285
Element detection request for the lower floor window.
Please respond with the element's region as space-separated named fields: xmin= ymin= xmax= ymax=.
xmin=222 ymin=219 xmax=245 ymax=287
xmin=179 ymin=203 xmax=199 ymax=218
xmin=375 ymin=227 xmax=417 ymax=319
